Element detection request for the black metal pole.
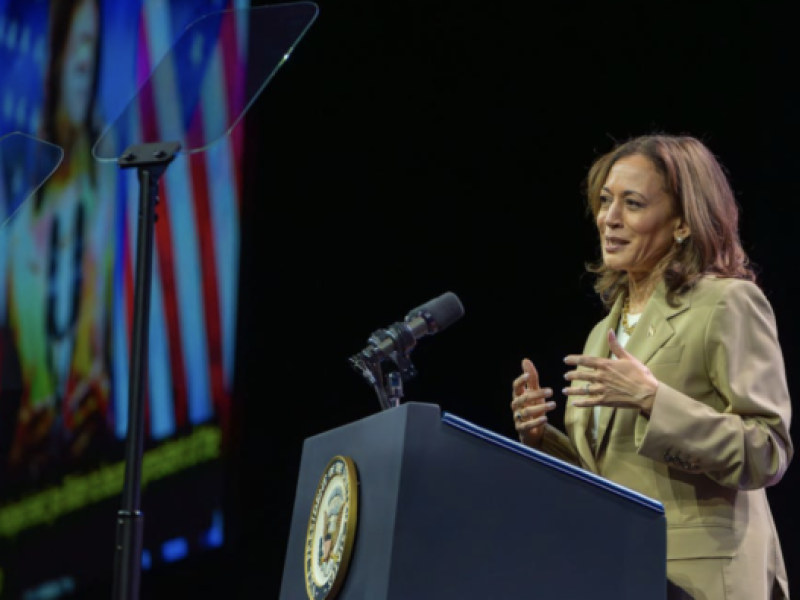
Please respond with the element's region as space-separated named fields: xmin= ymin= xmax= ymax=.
xmin=111 ymin=142 xmax=180 ymax=600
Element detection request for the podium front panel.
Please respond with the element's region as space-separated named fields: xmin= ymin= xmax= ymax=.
xmin=279 ymin=402 xmax=666 ymax=600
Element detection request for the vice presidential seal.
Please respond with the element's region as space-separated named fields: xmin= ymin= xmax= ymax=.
xmin=304 ymin=455 xmax=358 ymax=600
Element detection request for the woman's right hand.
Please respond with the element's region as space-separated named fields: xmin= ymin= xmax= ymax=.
xmin=511 ymin=358 xmax=556 ymax=449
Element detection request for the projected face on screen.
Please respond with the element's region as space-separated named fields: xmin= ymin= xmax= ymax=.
xmin=60 ymin=0 xmax=99 ymax=130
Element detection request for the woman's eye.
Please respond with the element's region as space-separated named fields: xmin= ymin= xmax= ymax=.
xmin=599 ymin=196 xmax=612 ymax=205
xmin=626 ymin=199 xmax=644 ymax=208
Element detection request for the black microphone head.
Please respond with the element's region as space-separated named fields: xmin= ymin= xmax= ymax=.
xmin=406 ymin=291 xmax=464 ymax=334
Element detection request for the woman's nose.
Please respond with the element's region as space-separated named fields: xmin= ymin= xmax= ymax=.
xmin=605 ymin=199 xmax=622 ymax=226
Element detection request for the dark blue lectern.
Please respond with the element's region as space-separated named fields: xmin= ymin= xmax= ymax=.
xmin=279 ymin=402 xmax=666 ymax=599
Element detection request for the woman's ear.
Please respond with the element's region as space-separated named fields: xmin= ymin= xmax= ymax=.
xmin=675 ymin=220 xmax=691 ymax=241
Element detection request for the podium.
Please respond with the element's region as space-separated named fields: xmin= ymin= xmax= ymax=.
xmin=279 ymin=402 xmax=666 ymax=599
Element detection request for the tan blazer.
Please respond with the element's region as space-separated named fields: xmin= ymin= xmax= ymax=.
xmin=541 ymin=277 xmax=793 ymax=599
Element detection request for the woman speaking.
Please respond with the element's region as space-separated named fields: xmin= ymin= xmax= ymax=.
xmin=511 ymin=134 xmax=793 ymax=599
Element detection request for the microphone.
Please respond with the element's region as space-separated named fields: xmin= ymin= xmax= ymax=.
xmin=348 ymin=292 xmax=465 ymax=408
xmin=355 ymin=291 xmax=464 ymax=364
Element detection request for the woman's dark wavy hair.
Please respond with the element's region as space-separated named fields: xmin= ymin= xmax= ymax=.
xmin=585 ymin=135 xmax=756 ymax=309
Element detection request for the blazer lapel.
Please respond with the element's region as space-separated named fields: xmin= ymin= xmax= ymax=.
xmin=625 ymin=281 xmax=690 ymax=365
xmin=572 ymin=294 xmax=624 ymax=467
xmin=594 ymin=281 xmax=690 ymax=452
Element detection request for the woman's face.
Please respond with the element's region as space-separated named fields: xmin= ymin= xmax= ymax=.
xmin=596 ymin=154 xmax=683 ymax=276
xmin=60 ymin=0 xmax=99 ymax=126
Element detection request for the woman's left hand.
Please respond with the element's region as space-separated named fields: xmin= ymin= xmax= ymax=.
xmin=563 ymin=329 xmax=660 ymax=415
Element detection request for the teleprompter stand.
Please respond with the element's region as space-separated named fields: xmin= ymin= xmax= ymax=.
xmin=92 ymin=5 xmax=320 ymax=599
xmin=111 ymin=142 xmax=180 ymax=600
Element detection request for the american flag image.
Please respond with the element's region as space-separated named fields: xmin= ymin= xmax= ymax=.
xmin=107 ymin=0 xmax=250 ymax=441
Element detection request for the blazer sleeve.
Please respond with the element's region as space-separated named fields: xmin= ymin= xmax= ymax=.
xmin=637 ymin=279 xmax=793 ymax=490
xmin=540 ymin=424 xmax=581 ymax=466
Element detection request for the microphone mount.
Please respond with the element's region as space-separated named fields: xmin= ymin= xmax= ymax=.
xmin=349 ymin=322 xmax=420 ymax=410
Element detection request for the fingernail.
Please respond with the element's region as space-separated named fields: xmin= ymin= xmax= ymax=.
xmin=543 ymin=389 xmax=553 ymax=397
xmin=563 ymin=373 xmax=570 ymax=380
xmin=546 ymin=401 xmax=556 ymax=409
xmin=562 ymin=387 xmax=569 ymax=395
xmin=521 ymin=373 xmax=529 ymax=380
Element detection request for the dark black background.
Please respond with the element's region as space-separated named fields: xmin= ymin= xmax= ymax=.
xmin=98 ymin=0 xmax=800 ymax=597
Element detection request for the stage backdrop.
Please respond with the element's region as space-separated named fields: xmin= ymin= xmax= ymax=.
xmin=0 ymin=0 xmax=249 ymax=596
